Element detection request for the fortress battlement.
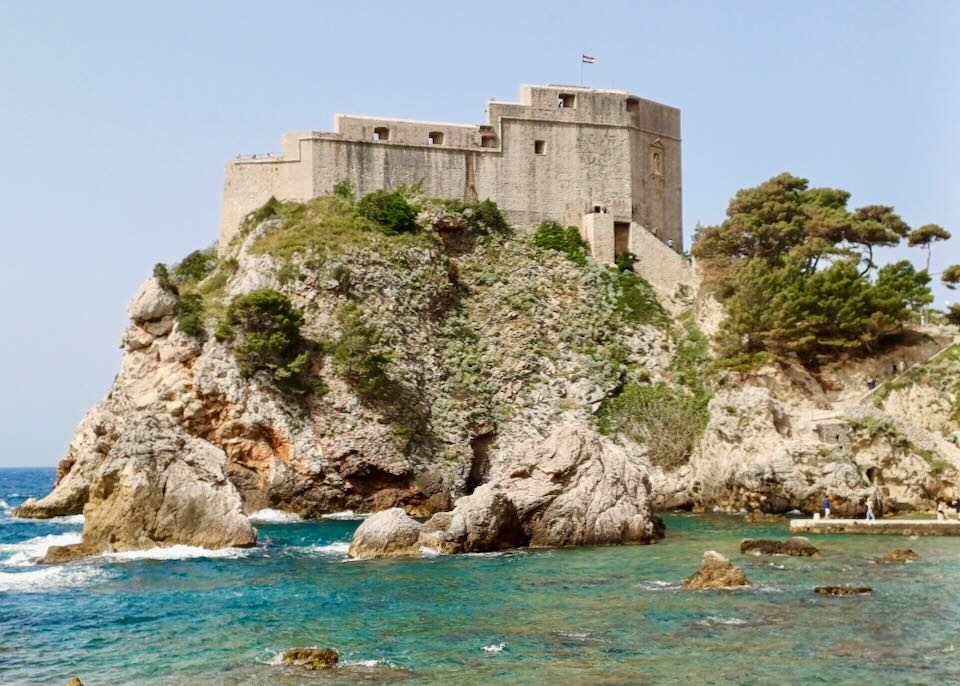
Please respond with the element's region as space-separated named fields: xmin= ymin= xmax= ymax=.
xmin=220 ymin=84 xmax=689 ymax=288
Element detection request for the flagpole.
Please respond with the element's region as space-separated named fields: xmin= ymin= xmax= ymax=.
xmin=580 ymin=58 xmax=583 ymax=85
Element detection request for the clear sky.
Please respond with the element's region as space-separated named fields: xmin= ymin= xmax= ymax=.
xmin=1 ymin=1 xmax=957 ymax=467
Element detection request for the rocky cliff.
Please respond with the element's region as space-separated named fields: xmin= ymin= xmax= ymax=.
xmin=17 ymin=193 xmax=960 ymax=556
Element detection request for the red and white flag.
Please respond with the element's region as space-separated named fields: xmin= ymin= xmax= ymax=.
xmin=582 ymin=54 xmax=596 ymax=64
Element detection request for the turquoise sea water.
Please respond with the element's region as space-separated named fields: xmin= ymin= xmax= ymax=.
xmin=2 ymin=468 xmax=960 ymax=685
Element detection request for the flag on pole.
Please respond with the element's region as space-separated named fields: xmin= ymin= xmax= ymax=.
xmin=582 ymin=54 xmax=596 ymax=64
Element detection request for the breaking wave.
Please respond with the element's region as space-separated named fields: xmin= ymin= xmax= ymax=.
xmin=248 ymin=509 xmax=302 ymax=523
xmin=0 ymin=532 xmax=82 ymax=566
xmin=99 ymin=545 xmax=253 ymax=562
xmin=0 ymin=564 xmax=107 ymax=593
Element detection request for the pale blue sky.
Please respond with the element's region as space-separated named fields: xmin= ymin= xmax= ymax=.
xmin=1 ymin=1 xmax=957 ymax=467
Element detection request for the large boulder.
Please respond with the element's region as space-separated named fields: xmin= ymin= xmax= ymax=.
xmin=740 ymin=537 xmax=820 ymax=557
xmin=127 ymin=276 xmax=177 ymax=323
xmin=43 ymin=412 xmax=255 ymax=562
xmin=349 ymin=422 xmax=664 ymax=558
xmin=348 ymin=508 xmax=424 ymax=559
xmin=682 ymin=551 xmax=750 ymax=590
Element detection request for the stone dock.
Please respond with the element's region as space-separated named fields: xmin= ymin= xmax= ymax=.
xmin=790 ymin=519 xmax=960 ymax=536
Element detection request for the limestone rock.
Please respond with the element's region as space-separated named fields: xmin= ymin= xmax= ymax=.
xmin=874 ymin=549 xmax=918 ymax=564
xmin=682 ymin=551 xmax=750 ymax=589
xmin=814 ymin=586 xmax=872 ymax=596
xmin=348 ymin=508 xmax=424 ymax=559
xmin=43 ymin=412 xmax=255 ymax=562
xmin=352 ymin=423 xmax=664 ymax=558
xmin=65 ymin=679 xmax=84 ymax=686
xmin=740 ymin=537 xmax=820 ymax=557
xmin=279 ymin=647 xmax=339 ymax=670
xmin=127 ymin=276 xmax=177 ymax=323
xmin=744 ymin=511 xmax=783 ymax=523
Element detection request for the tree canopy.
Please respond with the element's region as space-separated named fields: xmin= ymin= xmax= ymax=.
xmin=693 ymin=173 xmax=940 ymax=365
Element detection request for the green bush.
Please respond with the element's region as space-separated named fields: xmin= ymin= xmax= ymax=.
xmin=173 ymin=248 xmax=216 ymax=284
xmin=245 ymin=196 xmax=282 ymax=226
xmin=610 ymin=269 xmax=668 ymax=327
xmin=600 ymin=383 xmax=709 ymax=469
xmin=357 ymin=189 xmax=418 ymax=235
xmin=532 ymin=221 xmax=589 ymax=265
xmin=468 ymin=199 xmax=509 ymax=234
xmin=215 ymin=289 xmax=313 ymax=394
xmin=332 ymin=303 xmax=391 ymax=400
xmin=615 ymin=250 xmax=638 ymax=273
xmin=333 ymin=179 xmax=354 ymax=201
xmin=174 ymin=293 xmax=206 ymax=339
xmin=153 ymin=263 xmax=177 ymax=293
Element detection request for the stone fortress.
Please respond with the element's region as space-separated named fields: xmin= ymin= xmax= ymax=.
xmin=220 ymin=84 xmax=692 ymax=289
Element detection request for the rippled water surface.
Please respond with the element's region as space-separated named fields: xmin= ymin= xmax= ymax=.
xmin=3 ymin=468 xmax=960 ymax=685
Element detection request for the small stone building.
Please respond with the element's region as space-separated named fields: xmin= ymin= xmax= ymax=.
xmin=220 ymin=84 xmax=691 ymax=287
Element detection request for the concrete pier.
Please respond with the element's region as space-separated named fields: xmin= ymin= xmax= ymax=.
xmin=790 ymin=519 xmax=960 ymax=536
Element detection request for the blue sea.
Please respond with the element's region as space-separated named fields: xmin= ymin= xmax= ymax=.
xmin=2 ymin=467 xmax=960 ymax=685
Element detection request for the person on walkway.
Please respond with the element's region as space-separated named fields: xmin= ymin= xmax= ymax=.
xmin=823 ymin=496 xmax=831 ymax=519
xmin=865 ymin=500 xmax=875 ymax=521
xmin=937 ymin=501 xmax=947 ymax=521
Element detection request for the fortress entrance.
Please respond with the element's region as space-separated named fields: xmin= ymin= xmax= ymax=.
xmin=614 ymin=222 xmax=630 ymax=256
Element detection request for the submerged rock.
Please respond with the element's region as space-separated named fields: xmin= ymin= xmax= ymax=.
xmin=682 ymin=550 xmax=750 ymax=589
xmin=814 ymin=586 xmax=872 ymax=596
xmin=43 ymin=413 xmax=255 ymax=563
xmin=279 ymin=647 xmax=339 ymax=670
xmin=348 ymin=508 xmax=425 ymax=559
xmin=744 ymin=511 xmax=783 ymax=523
xmin=350 ymin=423 xmax=664 ymax=558
xmin=874 ymin=549 xmax=918 ymax=564
xmin=740 ymin=537 xmax=820 ymax=557
xmin=65 ymin=679 xmax=84 ymax=686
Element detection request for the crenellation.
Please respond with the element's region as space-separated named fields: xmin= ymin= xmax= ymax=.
xmin=220 ymin=84 xmax=687 ymax=289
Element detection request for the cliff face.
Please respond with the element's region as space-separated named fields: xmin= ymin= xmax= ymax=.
xmin=18 ymin=196 xmax=960 ymax=555
xmin=19 ymin=200 xmax=673 ymax=551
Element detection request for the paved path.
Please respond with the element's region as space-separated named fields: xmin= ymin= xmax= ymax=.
xmin=791 ymin=518 xmax=960 ymax=536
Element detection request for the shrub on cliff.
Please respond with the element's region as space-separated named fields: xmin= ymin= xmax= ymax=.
xmin=174 ymin=293 xmax=205 ymax=338
xmin=532 ymin=221 xmax=589 ymax=265
xmin=601 ymin=383 xmax=709 ymax=469
xmin=215 ymin=289 xmax=313 ymax=394
xmin=172 ymin=247 xmax=216 ymax=284
xmin=357 ymin=189 xmax=418 ymax=235
xmin=332 ymin=303 xmax=391 ymax=401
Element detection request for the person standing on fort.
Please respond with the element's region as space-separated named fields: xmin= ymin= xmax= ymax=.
xmin=865 ymin=499 xmax=875 ymax=521
xmin=823 ymin=496 xmax=831 ymax=519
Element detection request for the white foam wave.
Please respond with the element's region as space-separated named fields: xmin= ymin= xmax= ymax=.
xmin=697 ymin=616 xmax=748 ymax=626
xmin=99 ymin=545 xmax=251 ymax=562
xmin=340 ymin=659 xmax=388 ymax=668
xmin=248 ymin=509 xmax=302 ymax=523
xmin=482 ymin=642 xmax=507 ymax=654
xmin=555 ymin=631 xmax=590 ymax=639
xmin=637 ymin=580 xmax=680 ymax=591
xmin=0 ymin=499 xmax=10 ymax=511
xmin=419 ymin=546 xmax=441 ymax=557
xmin=307 ymin=541 xmax=351 ymax=555
xmin=0 ymin=532 xmax=83 ymax=566
xmin=321 ymin=510 xmax=369 ymax=520
xmin=0 ymin=565 xmax=106 ymax=593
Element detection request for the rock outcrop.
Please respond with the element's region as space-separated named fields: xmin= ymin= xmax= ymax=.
xmin=814 ymin=586 xmax=872 ymax=596
xmin=874 ymin=549 xmax=918 ymax=564
xmin=43 ymin=412 xmax=255 ymax=562
xmin=351 ymin=423 xmax=664 ymax=558
xmin=740 ymin=538 xmax=820 ymax=557
xmin=682 ymin=551 xmax=750 ymax=589
xmin=278 ymin=647 xmax=339 ymax=670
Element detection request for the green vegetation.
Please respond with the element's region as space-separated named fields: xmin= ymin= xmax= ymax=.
xmin=600 ymin=314 xmax=711 ymax=468
xmin=693 ymin=173 xmax=943 ymax=365
xmin=173 ymin=293 xmax=205 ymax=338
xmin=153 ymin=263 xmax=176 ymax=293
xmin=332 ymin=303 xmax=391 ymax=401
xmin=907 ymin=224 xmax=951 ymax=272
xmin=333 ymin=179 xmax=354 ymax=201
xmin=615 ymin=250 xmax=638 ymax=273
xmin=608 ymin=268 xmax=668 ymax=328
xmin=356 ymin=189 xmax=418 ymax=235
xmin=215 ymin=289 xmax=314 ymax=394
xmin=943 ymin=264 xmax=960 ymax=291
xmin=532 ymin=221 xmax=589 ymax=265
xmin=172 ymin=247 xmax=216 ymax=284
xmin=848 ymin=415 xmax=953 ymax=474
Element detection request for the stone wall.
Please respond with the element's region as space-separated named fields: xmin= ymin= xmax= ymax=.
xmin=219 ymin=84 xmax=684 ymax=277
